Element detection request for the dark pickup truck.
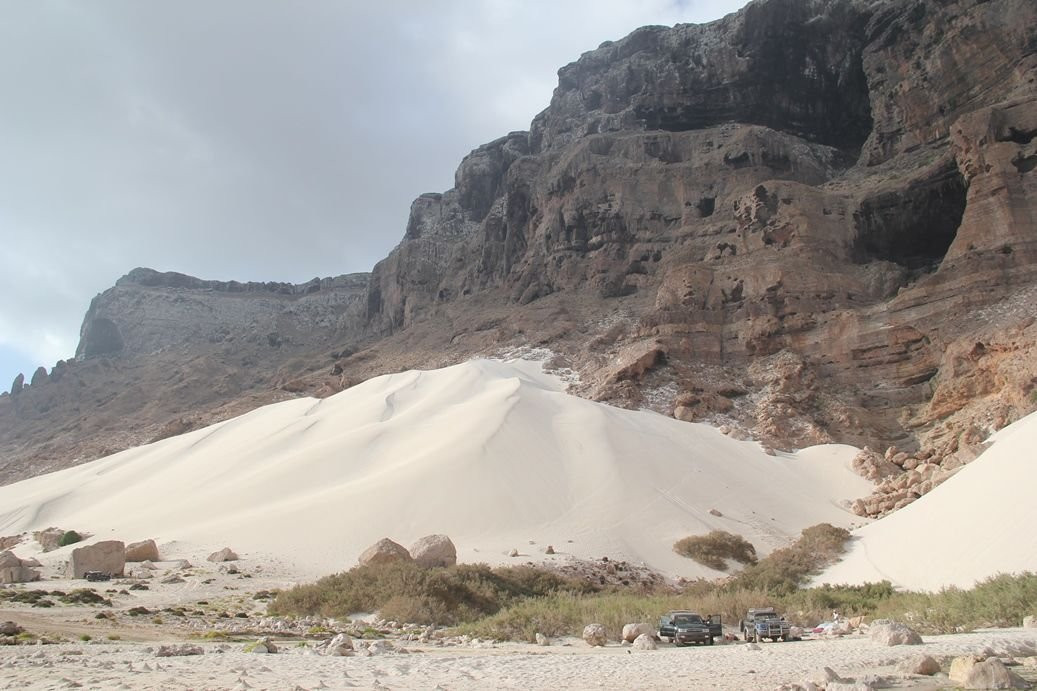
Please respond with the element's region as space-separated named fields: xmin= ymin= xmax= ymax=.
xmin=740 ymin=607 xmax=791 ymax=642
xmin=658 ymin=611 xmax=722 ymax=646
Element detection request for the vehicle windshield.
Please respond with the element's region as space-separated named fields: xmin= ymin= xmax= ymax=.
xmin=673 ymin=614 xmax=703 ymax=625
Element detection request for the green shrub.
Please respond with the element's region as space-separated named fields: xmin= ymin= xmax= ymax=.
xmin=673 ymin=531 xmax=757 ymax=570
xmin=727 ymin=523 xmax=851 ymax=594
xmin=58 ymin=531 xmax=82 ymax=547
xmin=270 ymin=561 xmax=596 ymax=626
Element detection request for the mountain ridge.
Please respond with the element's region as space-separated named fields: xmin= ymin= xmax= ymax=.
xmin=2 ymin=0 xmax=1036 ymax=501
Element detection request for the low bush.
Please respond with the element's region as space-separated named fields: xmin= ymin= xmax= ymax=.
xmin=270 ymin=562 xmax=596 ymax=625
xmin=57 ymin=531 xmax=82 ymax=547
xmin=673 ymin=531 xmax=757 ymax=570
xmin=727 ymin=523 xmax=851 ymax=594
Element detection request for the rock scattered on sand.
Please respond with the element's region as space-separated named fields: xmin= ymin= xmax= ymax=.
xmin=897 ymin=654 xmax=941 ymax=676
xmin=632 ymin=633 xmax=657 ymax=651
xmin=0 ymin=621 xmax=23 ymax=635
xmin=207 ymin=547 xmax=239 ymax=563
xmin=582 ymin=623 xmax=607 ymax=647
xmin=322 ymin=633 xmax=353 ymax=656
xmin=508 ymin=548 xmax=519 ymax=557
xmin=961 ymin=657 xmax=1029 ymax=689
xmin=246 ymin=637 xmax=278 ymax=654
xmin=358 ymin=538 xmax=411 ymax=567
xmin=535 ymin=633 xmax=549 ymax=646
xmin=409 ymin=534 xmax=456 ymax=568
xmin=155 ymin=644 xmax=202 ymax=657
xmin=125 ymin=540 xmax=159 ymax=562
xmin=622 ymin=623 xmax=654 ymax=643
xmin=868 ymin=620 xmax=922 ymax=646
xmin=68 ymin=541 xmax=125 ymax=579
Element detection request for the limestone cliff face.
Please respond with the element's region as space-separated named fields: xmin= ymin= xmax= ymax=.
xmin=2 ymin=0 xmax=1036 ymax=485
xmin=367 ymin=0 xmax=1037 ymax=454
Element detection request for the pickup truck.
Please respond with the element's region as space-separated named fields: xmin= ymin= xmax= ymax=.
xmin=658 ymin=611 xmax=722 ymax=646
xmin=740 ymin=607 xmax=791 ymax=642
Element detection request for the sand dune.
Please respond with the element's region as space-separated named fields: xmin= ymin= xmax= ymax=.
xmin=0 ymin=359 xmax=870 ymax=579
xmin=817 ymin=410 xmax=1037 ymax=591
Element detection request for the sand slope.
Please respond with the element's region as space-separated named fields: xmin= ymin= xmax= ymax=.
xmin=817 ymin=410 xmax=1037 ymax=591
xmin=0 ymin=359 xmax=869 ymax=579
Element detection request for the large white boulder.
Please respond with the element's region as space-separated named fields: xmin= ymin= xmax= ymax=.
xmin=582 ymin=623 xmax=607 ymax=647
xmin=868 ymin=620 xmax=922 ymax=646
xmin=622 ymin=622 xmax=654 ymax=643
xmin=125 ymin=539 xmax=160 ymax=562
xmin=358 ymin=538 xmax=412 ymax=567
xmin=632 ymin=633 xmax=657 ymax=650
xmin=409 ymin=534 xmax=457 ymax=568
xmin=68 ymin=541 xmax=125 ymax=579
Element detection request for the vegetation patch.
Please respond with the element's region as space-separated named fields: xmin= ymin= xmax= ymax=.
xmin=58 ymin=530 xmax=83 ymax=547
xmin=270 ymin=562 xmax=597 ymax=625
xmin=673 ymin=530 xmax=757 ymax=571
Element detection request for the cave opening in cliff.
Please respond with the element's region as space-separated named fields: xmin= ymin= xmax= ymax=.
xmin=852 ymin=165 xmax=967 ymax=272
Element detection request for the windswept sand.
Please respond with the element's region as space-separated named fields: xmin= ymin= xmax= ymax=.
xmin=817 ymin=410 xmax=1037 ymax=591
xmin=0 ymin=358 xmax=870 ymax=579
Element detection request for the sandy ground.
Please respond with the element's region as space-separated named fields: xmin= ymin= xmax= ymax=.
xmin=2 ymin=622 xmax=1036 ymax=690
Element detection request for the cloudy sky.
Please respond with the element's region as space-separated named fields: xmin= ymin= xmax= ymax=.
xmin=0 ymin=0 xmax=749 ymax=390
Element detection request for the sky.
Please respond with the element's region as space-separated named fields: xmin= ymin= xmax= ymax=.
xmin=0 ymin=0 xmax=749 ymax=391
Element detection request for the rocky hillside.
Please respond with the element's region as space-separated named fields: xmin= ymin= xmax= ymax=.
xmin=2 ymin=0 xmax=1036 ymax=492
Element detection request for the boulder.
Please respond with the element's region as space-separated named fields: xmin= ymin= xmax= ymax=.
xmin=962 ymin=658 xmax=1029 ymax=689
xmin=409 ymin=534 xmax=457 ymax=568
xmin=789 ymin=626 xmax=804 ymax=640
xmin=325 ymin=633 xmax=353 ymax=656
xmin=950 ymin=655 xmax=985 ymax=683
xmin=632 ymin=633 xmax=657 ymax=650
xmin=0 ymin=621 xmax=23 ymax=635
xmin=33 ymin=528 xmax=66 ymax=553
xmin=68 ymin=540 xmax=125 ymax=579
xmin=897 ymin=654 xmax=941 ymax=676
xmin=156 ymin=644 xmax=203 ymax=657
xmin=125 ymin=540 xmax=159 ymax=562
xmin=247 ymin=636 xmax=278 ymax=654
xmin=868 ymin=620 xmax=922 ymax=646
xmin=535 ymin=633 xmax=549 ymax=646
xmin=622 ymin=622 xmax=654 ymax=643
xmin=1024 ymin=615 xmax=1037 ymax=628
xmin=0 ymin=551 xmax=21 ymax=569
xmin=582 ymin=623 xmax=607 ymax=647
xmin=1 ymin=565 xmax=41 ymax=583
xmin=206 ymin=547 xmax=238 ymax=562
xmin=358 ymin=538 xmax=412 ymax=567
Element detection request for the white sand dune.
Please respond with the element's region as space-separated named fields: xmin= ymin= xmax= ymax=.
xmin=817 ymin=410 xmax=1037 ymax=591
xmin=0 ymin=359 xmax=870 ymax=579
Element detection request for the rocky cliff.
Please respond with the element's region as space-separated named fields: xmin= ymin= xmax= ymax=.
xmin=2 ymin=0 xmax=1036 ymax=493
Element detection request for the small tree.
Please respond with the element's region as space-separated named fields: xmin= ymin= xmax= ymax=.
xmin=58 ymin=530 xmax=82 ymax=547
xmin=674 ymin=531 xmax=757 ymax=571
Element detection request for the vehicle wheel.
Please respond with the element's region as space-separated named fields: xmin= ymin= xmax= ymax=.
xmin=707 ymin=636 xmax=714 ymax=646
xmin=781 ymin=634 xmax=789 ymax=642
xmin=674 ymin=640 xmax=684 ymax=647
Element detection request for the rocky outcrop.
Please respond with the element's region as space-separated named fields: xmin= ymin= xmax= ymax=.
xmin=68 ymin=540 xmax=125 ymax=579
xmin=409 ymin=534 xmax=457 ymax=568
xmin=2 ymin=0 xmax=1036 ymax=491
xmin=358 ymin=538 xmax=412 ymax=567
